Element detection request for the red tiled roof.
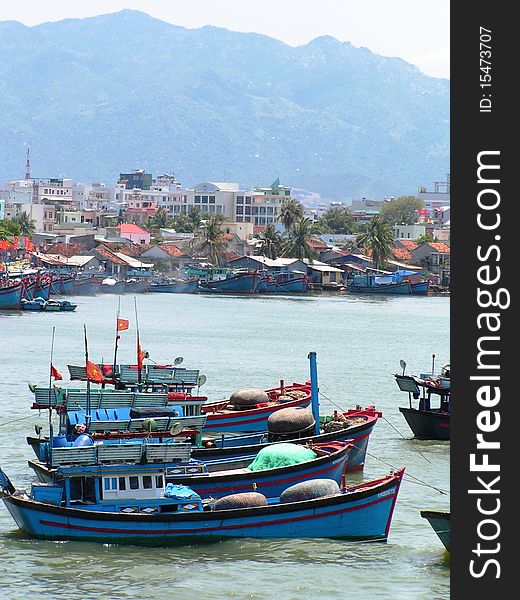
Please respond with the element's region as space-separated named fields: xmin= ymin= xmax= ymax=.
xmin=159 ymin=244 xmax=188 ymax=257
xmin=95 ymin=246 xmax=127 ymax=265
xmin=117 ymin=243 xmax=154 ymax=257
xmin=398 ymin=239 xmax=419 ymax=251
xmin=45 ymin=243 xmax=86 ymax=258
xmin=427 ymin=242 xmax=451 ymax=253
xmin=392 ymin=248 xmax=412 ymax=261
xmin=117 ymin=223 xmax=150 ymax=234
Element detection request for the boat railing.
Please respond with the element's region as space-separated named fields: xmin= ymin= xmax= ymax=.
xmin=50 ymin=441 xmax=193 ymax=468
xmin=86 ymin=414 xmax=207 ymax=434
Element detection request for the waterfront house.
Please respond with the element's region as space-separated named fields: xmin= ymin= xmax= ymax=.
xmin=410 ymin=242 xmax=451 ymax=276
xmin=106 ymin=224 xmax=151 ymax=245
xmin=140 ymin=244 xmax=191 ymax=274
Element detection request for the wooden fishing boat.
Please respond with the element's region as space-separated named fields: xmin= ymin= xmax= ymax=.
xmin=34 ymin=275 xmax=53 ymax=301
xmin=348 ymin=273 xmax=411 ymax=295
xmin=150 ymin=279 xmax=199 ymax=294
xmin=27 ymin=440 xmax=353 ymax=501
xmin=198 ymin=271 xmax=260 ymax=294
xmin=73 ymin=276 xmax=101 ymax=295
xmin=0 ymin=280 xmax=23 ymax=309
xmin=57 ymin=300 xmax=77 ymax=312
xmin=420 ymin=510 xmax=450 ymax=552
xmin=410 ymin=281 xmax=429 ymax=295
xmin=125 ymin=279 xmax=150 ymax=293
xmin=0 ymin=465 xmax=404 ymax=545
xmin=28 ymin=352 xmax=376 ymax=474
xmin=21 ymin=297 xmax=46 ymax=311
xmin=43 ymin=299 xmax=77 ymax=312
xmin=394 ymin=359 xmax=450 ymax=440
xmin=99 ymin=278 xmax=127 ymax=294
xmin=194 ymin=407 xmax=381 ymax=473
xmin=257 ymin=271 xmax=309 ymax=294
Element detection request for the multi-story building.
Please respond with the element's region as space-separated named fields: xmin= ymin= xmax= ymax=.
xmin=32 ymin=178 xmax=74 ymax=205
xmin=234 ymin=179 xmax=291 ymax=226
xmin=118 ymin=169 xmax=153 ymax=190
xmin=188 ymin=182 xmax=239 ymax=218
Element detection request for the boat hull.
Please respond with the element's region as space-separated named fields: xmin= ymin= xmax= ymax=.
xmin=199 ymin=273 xmax=259 ymax=294
xmin=420 ymin=510 xmax=450 ymax=552
xmin=73 ymin=278 xmax=101 ymax=295
xmin=399 ymin=407 xmax=450 ymax=440
xmin=1 ymin=469 xmax=404 ymax=544
xmin=410 ymin=282 xmax=429 ymax=295
xmin=348 ymin=282 xmax=411 ymax=294
xmin=259 ymin=276 xmax=309 ymax=294
xmin=0 ymin=282 xmax=23 ymax=309
xmin=150 ymin=280 xmax=198 ymax=293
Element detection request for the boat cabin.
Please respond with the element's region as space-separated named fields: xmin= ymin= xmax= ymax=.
xmin=31 ymin=463 xmax=204 ymax=514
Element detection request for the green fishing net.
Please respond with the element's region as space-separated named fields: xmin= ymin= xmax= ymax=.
xmin=247 ymin=443 xmax=317 ymax=471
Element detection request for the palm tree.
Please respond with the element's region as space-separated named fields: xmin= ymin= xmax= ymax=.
xmin=356 ymin=215 xmax=394 ymax=270
xmin=194 ymin=214 xmax=228 ymax=266
xmin=147 ymin=208 xmax=172 ymax=232
xmin=278 ymin=198 xmax=303 ymax=232
xmin=256 ymin=224 xmax=283 ymax=260
xmin=282 ymin=217 xmax=316 ymax=261
xmin=13 ymin=212 xmax=36 ymax=236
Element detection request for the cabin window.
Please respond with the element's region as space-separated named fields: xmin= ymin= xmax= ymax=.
xmin=143 ymin=476 xmax=152 ymax=489
xmin=155 ymin=475 xmax=164 ymax=488
xmin=111 ymin=478 xmax=117 ymax=490
xmin=129 ymin=476 xmax=139 ymax=490
xmin=104 ymin=478 xmax=111 ymax=491
xmin=119 ymin=477 xmax=126 ymax=490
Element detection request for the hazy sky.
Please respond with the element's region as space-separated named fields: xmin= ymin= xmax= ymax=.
xmin=1 ymin=1 xmax=449 ymax=78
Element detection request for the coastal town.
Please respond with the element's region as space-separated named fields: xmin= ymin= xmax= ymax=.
xmin=1 ymin=153 xmax=450 ymax=301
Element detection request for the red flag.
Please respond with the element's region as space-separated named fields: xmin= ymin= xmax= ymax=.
xmin=137 ymin=338 xmax=145 ymax=370
xmin=117 ymin=318 xmax=129 ymax=332
xmin=50 ymin=365 xmax=63 ymax=380
xmin=417 ymin=209 xmax=428 ymax=216
xmin=86 ymin=360 xmax=103 ymax=383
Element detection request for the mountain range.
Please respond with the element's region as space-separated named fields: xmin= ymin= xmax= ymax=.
xmin=0 ymin=10 xmax=449 ymax=200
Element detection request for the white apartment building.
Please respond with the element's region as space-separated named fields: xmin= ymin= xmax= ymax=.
xmin=188 ymin=182 xmax=239 ymax=218
xmin=234 ymin=179 xmax=292 ymax=226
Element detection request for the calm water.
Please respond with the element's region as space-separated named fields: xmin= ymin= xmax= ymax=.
xmin=0 ymin=292 xmax=450 ymax=599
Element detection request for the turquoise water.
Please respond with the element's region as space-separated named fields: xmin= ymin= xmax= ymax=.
xmin=0 ymin=292 xmax=450 ymax=599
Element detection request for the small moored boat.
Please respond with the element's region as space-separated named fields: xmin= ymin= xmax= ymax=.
xmin=394 ymin=357 xmax=450 ymax=440
xmin=420 ymin=509 xmax=450 ymax=552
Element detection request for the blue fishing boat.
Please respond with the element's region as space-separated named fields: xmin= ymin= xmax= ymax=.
xmin=21 ymin=278 xmax=37 ymax=300
xmin=0 ymin=280 xmax=23 ymax=309
xmin=0 ymin=464 xmax=404 ymax=545
xmin=43 ymin=299 xmax=77 ymax=312
xmin=150 ymin=279 xmax=199 ymax=293
xmin=394 ymin=358 xmax=450 ymax=440
xmin=50 ymin=274 xmax=75 ymax=295
xmin=410 ymin=281 xmax=429 ymax=295
xmin=34 ymin=275 xmax=52 ymax=301
xmin=421 ymin=510 xmax=450 ymax=552
xmin=257 ymin=271 xmax=309 ymax=294
xmin=21 ymin=297 xmax=46 ymax=311
xmin=348 ymin=272 xmax=411 ymax=294
xmin=73 ymin=276 xmax=101 ymax=295
xmin=27 ymin=354 xmax=378 ymax=473
xmin=27 ymin=437 xmax=353 ymax=500
xmin=198 ymin=271 xmax=260 ymax=294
